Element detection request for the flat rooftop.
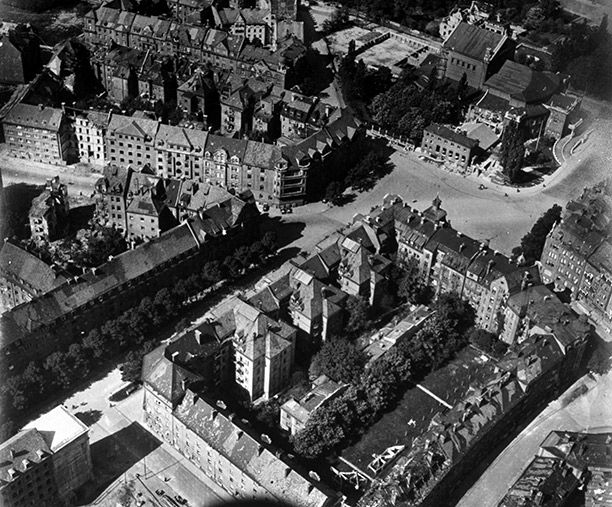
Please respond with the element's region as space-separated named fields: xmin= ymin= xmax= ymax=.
xmin=24 ymin=406 xmax=89 ymax=452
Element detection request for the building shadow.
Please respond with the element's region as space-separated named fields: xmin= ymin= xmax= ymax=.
xmin=76 ymin=422 xmax=162 ymax=504
xmin=260 ymin=217 xmax=306 ymax=249
xmin=0 ymin=183 xmax=43 ymax=239
xmin=68 ymin=204 xmax=95 ymax=235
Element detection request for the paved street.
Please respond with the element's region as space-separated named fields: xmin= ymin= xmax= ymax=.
xmin=73 ymin=387 xmax=228 ymax=507
xmin=458 ymin=369 xmax=612 ymax=507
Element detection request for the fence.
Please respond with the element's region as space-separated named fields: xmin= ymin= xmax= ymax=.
xmin=366 ymin=125 xmax=416 ymax=152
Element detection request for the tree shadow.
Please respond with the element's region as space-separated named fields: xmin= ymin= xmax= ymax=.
xmin=73 ymin=409 xmax=102 ymax=427
xmin=333 ymin=192 xmax=356 ymax=206
xmin=76 ymin=422 xmax=162 ymax=504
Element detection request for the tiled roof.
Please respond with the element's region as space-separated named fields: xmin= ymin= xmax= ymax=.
xmin=424 ymin=123 xmax=479 ymax=149
xmin=0 ymin=429 xmax=52 ymax=483
xmin=244 ymin=141 xmax=283 ymax=169
xmin=0 ymin=242 xmax=66 ymax=295
xmin=484 ymin=61 xmax=561 ymax=104
xmin=3 ymin=103 xmax=63 ymax=131
xmin=444 ymin=21 xmax=506 ymax=61
xmin=174 ymin=390 xmax=335 ymax=507
xmin=0 ymin=222 xmax=202 ymax=348
xmin=205 ymin=134 xmax=247 ymax=160
xmin=108 ymin=113 xmax=159 ymax=140
xmin=156 ymin=123 xmax=208 ymax=149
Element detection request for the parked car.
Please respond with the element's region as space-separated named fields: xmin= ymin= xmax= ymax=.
xmin=175 ymin=495 xmax=188 ymax=505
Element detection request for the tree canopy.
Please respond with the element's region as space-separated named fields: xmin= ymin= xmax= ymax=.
xmin=513 ymin=204 xmax=562 ymax=263
xmin=309 ymin=338 xmax=366 ymax=384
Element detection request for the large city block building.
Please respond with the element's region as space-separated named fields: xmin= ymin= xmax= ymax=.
xmin=1 ymin=103 xmax=76 ymax=165
xmin=0 ymin=406 xmax=92 ymax=506
xmin=420 ymin=123 xmax=479 ymax=171
xmin=0 ymin=242 xmax=66 ymax=315
xmin=540 ymin=181 xmax=612 ymax=334
xmin=0 ymin=189 xmax=260 ymax=376
xmin=354 ymin=195 xmax=539 ymax=334
xmin=499 ymin=431 xmax=612 ymax=507
xmin=442 ymin=22 xmax=515 ymax=89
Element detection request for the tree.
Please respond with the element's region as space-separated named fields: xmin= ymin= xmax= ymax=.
xmin=5 ymin=375 xmax=28 ymax=411
xmin=249 ymin=241 xmax=268 ymax=265
xmin=499 ymin=121 xmax=526 ymax=182
xmin=44 ymin=352 xmax=74 ymax=389
xmin=234 ymin=245 xmax=252 ymax=269
xmin=261 ymin=231 xmax=278 ymax=253
xmin=344 ymin=296 xmax=370 ymax=336
xmin=68 ymin=343 xmax=90 ymax=375
xmin=435 ymin=293 xmax=476 ymax=336
xmin=468 ymin=328 xmax=508 ymax=356
xmin=83 ymin=329 xmax=106 ymax=359
xmin=309 ymin=338 xmax=366 ymax=384
xmin=397 ymin=257 xmax=432 ymax=304
xmin=514 ymin=204 xmax=562 ymax=263
xmin=22 ymin=361 xmax=46 ymax=397
xmin=324 ymin=181 xmax=344 ymax=205
xmin=223 ymin=255 xmax=243 ymax=278
xmin=201 ymin=260 xmax=223 ymax=283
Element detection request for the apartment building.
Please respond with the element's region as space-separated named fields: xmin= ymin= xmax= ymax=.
xmin=142 ymin=386 xmax=338 ymax=505
xmin=0 ymin=191 xmax=260 ymax=376
xmin=28 ymin=177 xmax=70 ymax=243
xmin=540 ymin=181 xmax=612 ymax=333
xmin=73 ymin=109 xmax=110 ymax=165
xmin=420 ymin=123 xmax=479 ymax=172
xmin=354 ymin=195 xmax=539 ymax=333
xmin=2 ymin=103 xmax=76 ymax=164
xmin=280 ymin=375 xmax=347 ymax=435
xmin=0 ymin=242 xmax=66 ymax=315
xmin=94 ymin=164 xmax=133 ymax=232
xmin=0 ymin=406 xmax=92 ymax=506
xmin=106 ymin=113 xmax=159 ymax=167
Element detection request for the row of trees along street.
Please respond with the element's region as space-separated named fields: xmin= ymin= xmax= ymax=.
xmin=0 ymin=231 xmax=278 ymax=441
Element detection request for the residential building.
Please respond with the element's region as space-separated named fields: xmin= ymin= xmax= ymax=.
xmin=169 ymin=0 xmax=214 ymax=24
xmin=0 ymin=242 xmax=66 ymax=315
xmin=0 ymin=24 xmax=41 ymax=84
xmin=498 ymin=456 xmax=581 ymax=506
xmin=442 ymin=22 xmax=514 ymax=89
xmin=216 ymin=8 xmax=272 ymax=45
xmin=0 ymin=406 xmax=92 ymax=506
xmin=126 ymin=172 xmax=177 ymax=242
xmin=540 ymin=181 xmax=612 ymax=333
xmin=355 ymin=327 xmax=590 ymax=507
xmin=28 ymin=177 xmax=70 ymax=243
xmin=355 ymin=195 xmax=539 ymax=334
xmin=500 ymin=431 xmax=612 ymax=507
xmin=543 ymin=93 xmax=582 ymax=139
xmin=280 ymin=91 xmax=337 ymax=141
xmin=177 ymin=68 xmax=219 ymax=122
xmin=439 ymin=1 xmax=495 ymax=41
xmin=95 ymin=164 xmax=133 ymax=232
xmin=73 ymin=109 xmax=110 ymax=165
xmin=0 ymin=190 xmax=260 ymax=375
xmin=23 ymin=407 xmax=93 ymax=502
xmin=280 ymin=375 xmax=347 ymax=435
xmin=141 ymin=385 xmax=339 ymax=505
xmin=1 ymin=103 xmax=76 ymax=165
xmin=106 ymin=113 xmax=159 ymax=167
xmin=421 ymin=123 xmax=479 ymax=172
xmin=155 ymin=123 xmax=208 ymax=180
xmin=483 ymin=60 xmax=563 ymax=109
xmin=0 ymin=429 xmax=59 ymax=506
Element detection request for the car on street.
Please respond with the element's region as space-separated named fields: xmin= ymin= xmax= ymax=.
xmin=175 ymin=495 xmax=188 ymax=505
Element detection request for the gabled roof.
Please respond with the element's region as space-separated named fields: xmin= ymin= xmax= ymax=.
xmin=0 ymin=429 xmax=52 ymax=483
xmin=444 ymin=21 xmax=506 ymax=61
xmin=484 ymin=60 xmax=561 ymax=104
xmin=0 ymin=242 xmax=66 ymax=295
xmin=3 ymin=103 xmax=63 ymax=131
xmin=174 ymin=390 xmax=335 ymax=506
xmin=156 ymin=123 xmax=208 ymax=149
xmin=108 ymin=113 xmax=159 ymax=140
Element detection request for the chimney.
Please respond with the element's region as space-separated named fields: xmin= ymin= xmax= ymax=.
xmin=9 ymin=449 xmax=16 ymax=460
xmin=194 ymin=329 xmax=203 ymax=345
xmin=171 ymin=351 xmax=179 ymax=361
xmin=459 ymin=243 xmax=465 ymax=252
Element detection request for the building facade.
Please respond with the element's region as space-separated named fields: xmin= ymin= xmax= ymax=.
xmin=73 ymin=110 xmax=111 ymax=165
xmin=2 ymin=103 xmax=76 ymax=165
xmin=28 ymin=177 xmax=70 ymax=243
xmin=0 ymin=242 xmax=66 ymax=315
xmin=421 ymin=123 xmax=479 ymax=172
